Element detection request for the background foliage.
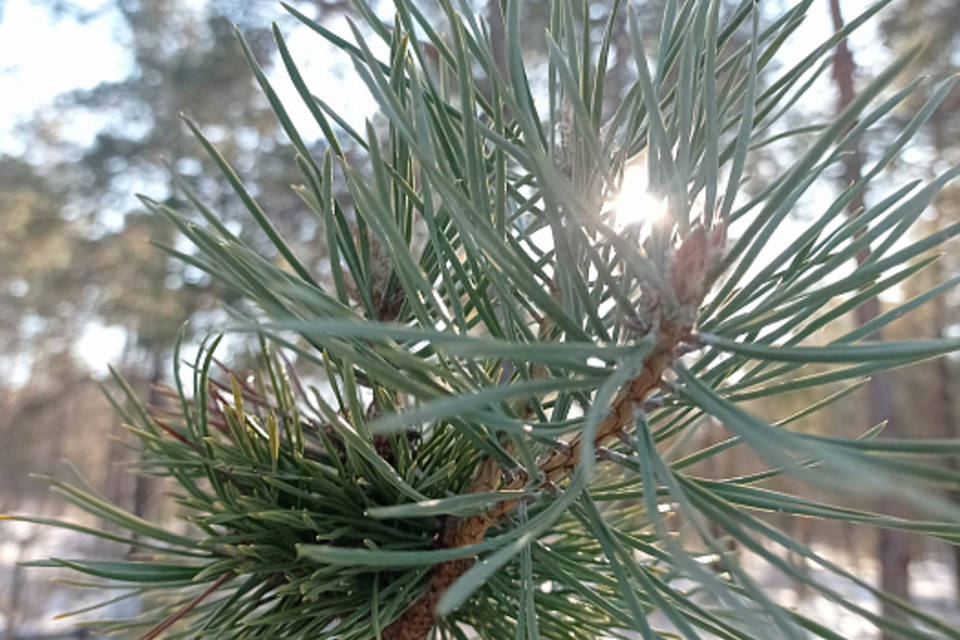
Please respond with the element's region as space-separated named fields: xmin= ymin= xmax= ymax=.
xmin=2 ymin=0 xmax=960 ymax=638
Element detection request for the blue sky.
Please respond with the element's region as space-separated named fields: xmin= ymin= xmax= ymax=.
xmin=0 ymin=0 xmax=132 ymax=155
xmin=0 ymin=0 xmax=395 ymax=157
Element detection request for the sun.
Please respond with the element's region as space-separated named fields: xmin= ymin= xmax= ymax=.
xmin=605 ymin=160 xmax=669 ymax=232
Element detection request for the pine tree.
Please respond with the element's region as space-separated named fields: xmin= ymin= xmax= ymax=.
xmin=10 ymin=1 xmax=960 ymax=638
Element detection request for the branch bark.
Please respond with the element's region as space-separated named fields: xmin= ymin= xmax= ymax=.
xmin=382 ymin=224 xmax=724 ymax=639
xmin=827 ymin=1 xmax=911 ymax=634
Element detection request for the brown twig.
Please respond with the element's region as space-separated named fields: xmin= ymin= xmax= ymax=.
xmin=139 ymin=571 xmax=234 ymax=640
xmin=381 ymin=224 xmax=725 ymax=640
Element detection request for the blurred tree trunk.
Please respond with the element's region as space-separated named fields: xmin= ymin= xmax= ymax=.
xmin=934 ymin=271 xmax=960 ymax=590
xmin=133 ymin=351 xmax=165 ymax=519
xmin=929 ymin=196 xmax=960 ymax=591
xmin=2 ymin=543 xmax=26 ymax=640
xmin=827 ymin=1 xmax=910 ymax=633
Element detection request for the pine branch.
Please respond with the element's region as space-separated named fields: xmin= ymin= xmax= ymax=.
xmin=16 ymin=2 xmax=960 ymax=638
xmin=384 ymin=224 xmax=726 ymax=639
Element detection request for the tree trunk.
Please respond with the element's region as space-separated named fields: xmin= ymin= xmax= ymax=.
xmin=133 ymin=351 xmax=165 ymax=519
xmin=944 ymin=352 xmax=960 ymax=593
xmin=932 ymin=255 xmax=960 ymax=591
xmin=827 ymin=1 xmax=911 ymax=634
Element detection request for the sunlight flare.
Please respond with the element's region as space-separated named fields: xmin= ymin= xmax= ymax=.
xmin=606 ymin=161 xmax=669 ymax=232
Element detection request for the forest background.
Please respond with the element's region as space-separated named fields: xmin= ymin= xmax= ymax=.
xmin=1 ymin=0 xmax=958 ymax=637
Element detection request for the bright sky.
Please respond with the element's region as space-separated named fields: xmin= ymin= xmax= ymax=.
xmin=0 ymin=0 xmax=388 ymax=155
xmin=0 ymin=0 xmax=132 ymax=155
xmin=0 ymin=0 xmax=899 ymax=382
xmin=0 ymin=0 xmax=884 ymax=149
